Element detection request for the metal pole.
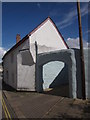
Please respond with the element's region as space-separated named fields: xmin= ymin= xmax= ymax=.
xmin=77 ymin=0 xmax=86 ymax=99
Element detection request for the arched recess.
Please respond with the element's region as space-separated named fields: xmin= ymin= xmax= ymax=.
xmin=42 ymin=61 xmax=69 ymax=97
xmin=35 ymin=49 xmax=77 ymax=98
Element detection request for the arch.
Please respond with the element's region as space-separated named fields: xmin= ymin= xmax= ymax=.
xmin=35 ymin=49 xmax=77 ymax=98
xmin=43 ymin=61 xmax=65 ymax=90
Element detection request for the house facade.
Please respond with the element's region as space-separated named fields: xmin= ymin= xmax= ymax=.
xmin=2 ymin=17 xmax=68 ymax=91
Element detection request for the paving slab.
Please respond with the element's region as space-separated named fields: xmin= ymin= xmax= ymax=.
xmin=43 ymin=98 xmax=90 ymax=118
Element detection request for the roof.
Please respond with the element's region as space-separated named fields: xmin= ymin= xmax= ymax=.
xmin=2 ymin=17 xmax=69 ymax=59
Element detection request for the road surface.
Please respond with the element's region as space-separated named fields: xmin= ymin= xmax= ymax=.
xmin=0 ymin=72 xmax=17 ymax=119
xmin=1 ymin=71 xmax=90 ymax=119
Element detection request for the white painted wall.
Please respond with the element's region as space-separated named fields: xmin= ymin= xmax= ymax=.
xmin=17 ymin=52 xmax=35 ymax=91
xmin=29 ymin=19 xmax=68 ymax=91
xmin=30 ymin=19 xmax=67 ymax=62
xmin=3 ymin=37 xmax=36 ymax=91
xmin=3 ymin=19 xmax=68 ymax=92
xmin=3 ymin=50 xmax=17 ymax=89
xmin=43 ymin=61 xmax=65 ymax=89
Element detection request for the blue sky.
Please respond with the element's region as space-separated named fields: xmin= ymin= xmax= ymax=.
xmin=0 ymin=2 xmax=89 ymax=62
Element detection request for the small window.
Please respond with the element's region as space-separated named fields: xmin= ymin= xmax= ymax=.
xmin=21 ymin=50 xmax=34 ymax=66
xmin=11 ymin=53 xmax=14 ymax=63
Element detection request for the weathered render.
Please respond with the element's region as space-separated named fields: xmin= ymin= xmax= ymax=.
xmin=85 ymin=48 xmax=90 ymax=98
xmin=30 ymin=18 xmax=67 ymax=62
xmin=3 ymin=17 xmax=89 ymax=99
xmin=36 ymin=49 xmax=77 ymax=98
xmin=3 ymin=38 xmax=30 ymax=89
xmin=73 ymin=48 xmax=90 ymax=99
xmin=2 ymin=17 xmax=68 ymax=92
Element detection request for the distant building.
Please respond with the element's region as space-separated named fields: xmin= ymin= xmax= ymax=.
xmin=2 ymin=17 xmax=68 ymax=91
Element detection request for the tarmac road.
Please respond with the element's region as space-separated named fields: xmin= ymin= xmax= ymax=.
xmin=0 ymin=72 xmax=17 ymax=119
xmin=2 ymin=92 xmax=18 ymax=119
xmin=1 ymin=71 xmax=90 ymax=119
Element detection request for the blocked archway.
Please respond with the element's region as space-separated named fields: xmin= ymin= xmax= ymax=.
xmin=42 ymin=61 xmax=69 ymax=97
xmin=43 ymin=61 xmax=65 ymax=90
xmin=36 ymin=49 xmax=77 ymax=98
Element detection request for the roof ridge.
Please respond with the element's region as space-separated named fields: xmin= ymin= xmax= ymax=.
xmin=2 ymin=17 xmax=69 ymax=59
xmin=28 ymin=17 xmax=51 ymax=36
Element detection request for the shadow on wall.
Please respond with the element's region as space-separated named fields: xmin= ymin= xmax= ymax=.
xmin=21 ymin=49 xmax=34 ymax=66
xmin=43 ymin=63 xmax=69 ymax=97
xmin=44 ymin=84 xmax=69 ymax=97
xmin=49 ymin=64 xmax=68 ymax=88
xmin=73 ymin=48 xmax=82 ymax=98
xmin=2 ymin=81 xmax=16 ymax=91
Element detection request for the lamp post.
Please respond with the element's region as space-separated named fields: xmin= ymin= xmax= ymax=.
xmin=77 ymin=0 xmax=86 ymax=99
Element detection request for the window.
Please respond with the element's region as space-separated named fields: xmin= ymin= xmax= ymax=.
xmin=20 ymin=50 xmax=34 ymax=66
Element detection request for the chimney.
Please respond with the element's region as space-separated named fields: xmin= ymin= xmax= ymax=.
xmin=16 ymin=34 xmax=21 ymax=43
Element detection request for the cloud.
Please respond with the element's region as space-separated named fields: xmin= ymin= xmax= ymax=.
xmin=59 ymin=21 xmax=73 ymax=29
xmin=56 ymin=4 xmax=88 ymax=29
xmin=80 ymin=4 xmax=88 ymax=16
xmin=0 ymin=47 xmax=6 ymax=62
xmin=85 ymin=30 xmax=90 ymax=34
xmin=66 ymin=37 xmax=89 ymax=49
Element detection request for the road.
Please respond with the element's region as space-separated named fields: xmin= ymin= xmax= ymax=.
xmin=2 ymin=92 xmax=17 ymax=119
xmin=0 ymin=72 xmax=17 ymax=119
xmin=0 ymin=71 xmax=90 ymax=119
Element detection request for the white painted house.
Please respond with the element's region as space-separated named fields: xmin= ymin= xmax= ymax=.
xmin=2 ymin=17 xmax=68 ymax=91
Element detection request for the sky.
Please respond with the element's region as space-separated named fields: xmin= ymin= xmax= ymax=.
xmin=0 ymin=2 xmax=89 ymax=62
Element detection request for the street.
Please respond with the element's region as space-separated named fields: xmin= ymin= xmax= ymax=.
xmin=2 ymin=92 xmax=17 ymax=119
xmin=2 ymin=87 xmax=90 ymax=119
xmin=0 ymin=71 xmax=90 ymax=119
xmin=0 ymin=72 xmax=17 ymax=119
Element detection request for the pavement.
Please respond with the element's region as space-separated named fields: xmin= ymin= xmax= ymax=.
xmin=1 ymin=70 xmax=90 ymax=119
xmin=2 ymin=87 xmax=90 ymax=119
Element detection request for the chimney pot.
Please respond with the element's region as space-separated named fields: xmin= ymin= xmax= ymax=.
xmin=16 ymin=34 xmax=21 ymax=43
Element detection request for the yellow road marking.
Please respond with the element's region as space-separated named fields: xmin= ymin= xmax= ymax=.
xmin=2 ymin=97 xmax=12 ymax=120
xmin=1 ymin=100 xmax=8 ymax=120
xmin=2 ymin=96 xmax=12 ymax=120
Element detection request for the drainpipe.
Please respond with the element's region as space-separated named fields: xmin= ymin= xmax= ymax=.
xmin=35 ymin=41 xmax=38 ymax=92
xmin=77 ymin=0 xmax=86 ymax=99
